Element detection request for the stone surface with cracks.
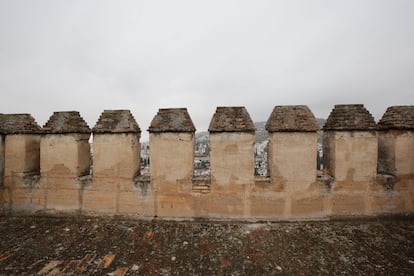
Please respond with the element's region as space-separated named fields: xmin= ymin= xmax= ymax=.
xmin=0 ymin=215 xmax=413 ymax=275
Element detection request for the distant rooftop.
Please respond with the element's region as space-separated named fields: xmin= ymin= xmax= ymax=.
xmin=43 ymin=111 xmax=90 ymax=134
xmin=265 ymin=105 xmax=319 ymax=132
xmin=208 ymin=106 xmax=255 ymax=133
xmin=378 ymin=106 xmax=414 ymax=130
xmin=323 ymin=104 xmax=377 ymax=131
xmin=0 ymin=113 xmax=41 ymax=134
xmin=148 ymin=108 xmax=196 ymax=133
xmin=93 ymin=110 xmax=140 ymax=134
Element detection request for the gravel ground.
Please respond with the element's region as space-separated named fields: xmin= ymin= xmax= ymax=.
xmin=0 ymin=215 xmax=413 ymax=275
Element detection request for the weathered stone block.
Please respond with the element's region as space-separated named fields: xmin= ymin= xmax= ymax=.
xmin=0 ymin=135 xmax=4 ymax=186
xmin=324 ymin=131 xmax=378 ymax=182
xmin=268 ymin=132 xmax=317 ymax=184
xmin=323 ymin=104 xmax=378 ymax=183
xmin=3 ymin=172 xmax=43 ymax=211
xmin=291 ymin=193 xmax=325 ymax=216
xmin=378 ymin=130 xmax=414 ymax=176
xmin=41 ymin=111 xmax=91 ymax=186
xmin=82 ymin=178 xmax=117 ymax=213
xmin=210 ymin=132 xmax=255 ymax=187
xmin=46 ymin=190 xmax=80 ymax=211
xmin=209 ymin=106 xmax=255 ymax=189
xmin=331 ymin=193 xmax=366 ymax=215
xmin=250 ymin=194 xmax=286 ymax=218
xmin=4 ymin=134 xmax=40 ymax=177
xmin=394 ymin=132 xmax=414 ymax=176
xmin=42 ymin=176 xmax=80 ymax=211
xmin=331 ymin=180 xmax=372 ymax=192
xmin=157 ymin=194 xmax=195 ymax=217
xmin=92 ymin=109 xmax=141 ymax=180
xmin=83 ymin=190 xmax=117 ymax=213
xmin=118 ymin=189 xmax=155 ymax=217
xmin=2 ymin=134 xmax=41 ymax=212
xmin=208 ymin=192 xmax=246 ymax=218
xmin=41 ymin=134 xmax=90 ymax=177
xmin=378 ymin=131 xmax=395 ymax=175
xmin=9 ymin=186 xmax=45 ymax=211
xmin=368 ymin=192 xmax=407 ymax=214
xmin=93 ymin=134 xmax=140 ymax=178
xmin=150 ymin=132 xmax=194 ymax=192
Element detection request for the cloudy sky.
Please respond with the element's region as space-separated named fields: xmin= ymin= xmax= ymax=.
xmin=0 ymin=0 xmax=413 ymax=139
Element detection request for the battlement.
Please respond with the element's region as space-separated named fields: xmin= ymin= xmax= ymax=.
xmin=93 ymin=110 xmax=141 ymax=134
xmin=265 ymin=105 xmax=319 ymax=132
xmin=0 ymin=113 xmax=41 ymax=134
xmin=43 ymin=111 xmax=91 ymax=134
xmin=0 ymin=105 xmax=413 ymax=220
xmin=378 ymin=106 xmax=414 ymax=130
xmin=149 ymin=108 xmax=195 ymax=133
xmin=208 ymin=106 xmax=255 ymax=132
xmin=323 ymin=104 xmax=377 ymax=131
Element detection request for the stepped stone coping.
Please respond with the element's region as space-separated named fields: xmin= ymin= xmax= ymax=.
xmin=323 ymin=104 xmax=377 ymax=131
xmin=208 ymin=106 xmax=255 ymax=133
xmin=93 ymin=110 xmax=141 ymax=134
xmin=265 ymin=105 xmax=319 ymax=132
xmin=378 ymin=106 xmax=414 ymax=130
xmin=0 ymin=113 xmax=42 ymax=134
xmin=43 ymin=111 xmax=91 ymax=134
xmin=148 ymin=108 xmax=196 ymax=133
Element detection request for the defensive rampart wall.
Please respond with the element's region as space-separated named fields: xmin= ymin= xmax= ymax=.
xmin=0 ymin=105 xmax=413 ymax=220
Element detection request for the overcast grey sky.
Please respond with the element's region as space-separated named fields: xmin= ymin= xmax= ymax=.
xmin=0 ymin=0 xmax=413 ymax=139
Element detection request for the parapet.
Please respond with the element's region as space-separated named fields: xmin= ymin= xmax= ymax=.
xmin=93 ymin=110 xmax=140 ymax=134
xmin=208 ymin=106 xmax=255 ymax=133
xmin=1 ymin=105 xmax=413 ymax=220
xmin=43 ymin=111 xmax=90 ymax=134
xmin=265 ymin=105 xmax=319 ymax=132
xmin=323 ymin=104 xmax=377 ymax=131
xmin=0 ymin=113 xmax=41 ymax=134
xmin=148 ymin=108 xmax=195 ymax=133
xmin=378 ymin=106 xmax=414 ymax=130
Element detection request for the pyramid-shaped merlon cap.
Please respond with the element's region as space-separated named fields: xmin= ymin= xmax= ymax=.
xmin=0 ymin=113 xmax=42 ymax=135
xmin=43 ymin=111 xmax=91 ymax=134
xmin=148 ymin=108 xmax=196 ymax=133
xmin=93 ymin=110 xmax=141 ymax=134
xmin=378 ymin=106 xmax=414 ymax=130
xmin=208 ymin=106 xmax=255 ymax=133
xmin=323 ymin=104 xmax=377 ymax=131
xmin=265 ymin=105 xmax=319 ymax=132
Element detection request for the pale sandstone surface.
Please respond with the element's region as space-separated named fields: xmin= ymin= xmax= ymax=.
xmin=324 ymin=131 xmax=378 ymax=182
xmin=268 ymin=132 xmax=317 ymax=185
xmin=41 ymin=134 xmax=90 ymax=177
xmin=210 ymin=132 xmax=255 ymax=187
xmin=40 ymin=134 xmax=90 ymax=211
xmin=4 ymin=135 xmax=40 ymax=177
xmin=92 ymin=133 xmax=140 ymax=178
xmin=150 ymin=132 xmax=194 ymax=193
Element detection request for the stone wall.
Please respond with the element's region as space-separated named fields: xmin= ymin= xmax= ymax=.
xmin=82 ymin=110 xmax=151 ymax=215
xmin=209 ymin=107 xmax=255 ymax=188
xmin=0 ymin=133 xmax=4 ymax=187
xmin=266 ymin=106 xmax=319 ymax=186
xmin=0 ymin=114 xmax=42 ymax=211
xmin=378 ymin=106 xmax=414 ymax=178
xmin=148 ymin=108 xmax=196 ymax=217
xmin=0 ymin=105 xmax=413 ymax=220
